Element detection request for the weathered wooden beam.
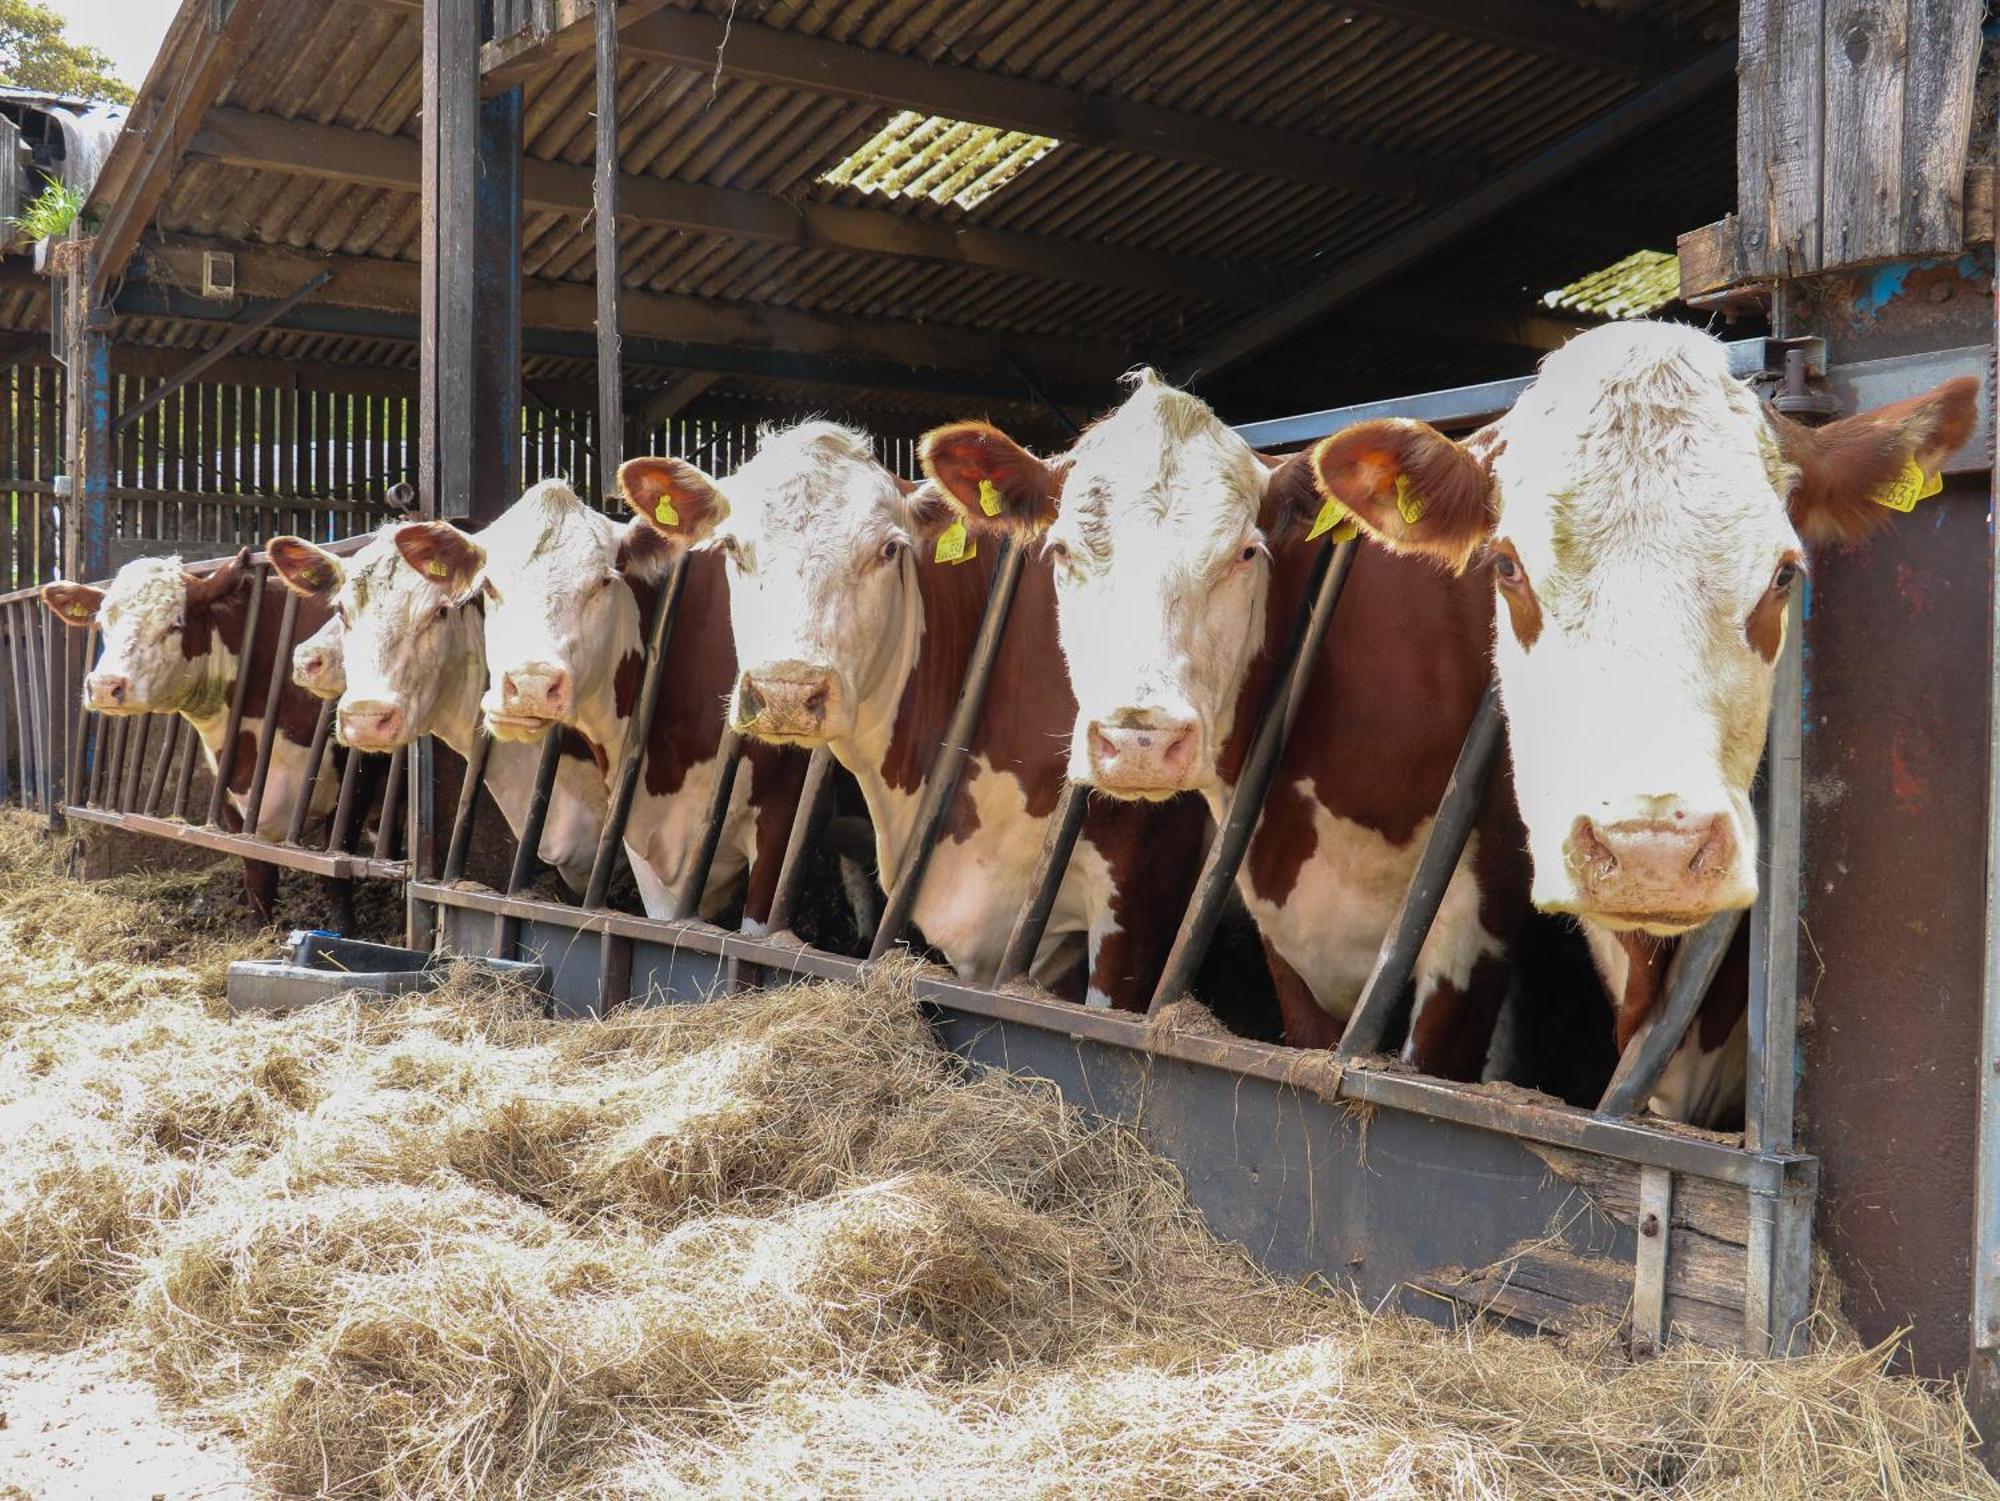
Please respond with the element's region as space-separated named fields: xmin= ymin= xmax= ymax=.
xmin=494 ymin=7 xmax=1468 ymax=204
xmin=86 ymin=0 xmax=270 ymax=302
xmin=130 ymin=236 xmax=1137 ymax=386
xmin=1177 ymin=43 xmax=1736 ymax=380
xmin=593 ymin=0 xmax=623 ymax=494
xmin=482 ymin=0 xmax=675 ymax=94
xmin=186 ymin=107 xmax=1288 ymax=304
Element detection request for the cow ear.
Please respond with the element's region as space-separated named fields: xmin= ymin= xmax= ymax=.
xmin=384 ymin=480 xmax=418 ymax=512
xmin=905 ymin=480 xmax=971 ymax=546
xmin=920 ymin=421 xmax=1061 ymax=536
xmin=1308 ymin=419 xmax=1496 ymax=572
xmin=266 ymin=535 xmax=346 ymax=601
xmin=616 ymin=515 xmax=677 ymax=581
xmin=1772 ymin=376 xmax=1980 ymax=545
xmin=42 ymin=580 xmax=104 ymax=627
xmin=184 ymin=547 xmax=253 ymax=611
xmin=393 ymin=521 xmax=486 ymax=602
xmin=619 ymin=456 xmax=724 ymax=542
xmin=1258 ymin=450 xmax=1328 ymax=541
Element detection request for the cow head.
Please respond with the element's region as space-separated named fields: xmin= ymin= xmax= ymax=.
xmin=291 ymin=615 xmax=346 ymax=699
xmin=268 ymin=526 xmax=483 ymax=752
xmin=622 ymin=422 xmax=940 ymax=749
xmin=457 ymin=479 xmax=673 ymax=749
xmin=42 ymin=548 xmax=253 ymax=720
xmin=1310 ymin=320 xmax=1978 ymax=934
xmin=925 ymin=374 xmax=1279 ymax=798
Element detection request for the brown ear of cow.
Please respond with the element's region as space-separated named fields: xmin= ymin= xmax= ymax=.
xmin=1308 ymin=419 xmax=1496 ymax=572
xmin=183 ymin=546 xmax=253 ymax=611
xmin=1258 ymin=450 xmax=1325 ymax=540
xmin=615 ymin=515 xmax=678 ymax=580
xmin=1774 ymin=376 xmax=1981 ymax=545
xmin=393 ymin=521 xmax=486 ymax=601
xmin=265 ymin=535 xmax=346 ymax=601
xmin=41 ymin=580 xmax=104 ymax=627
xmin=619 ymin=456 xmax=723 ymax=542
xmin=920 ymin=421 xmax=1061 ymax=536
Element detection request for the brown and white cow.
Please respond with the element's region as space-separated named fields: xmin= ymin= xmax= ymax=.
xmin=1298 ymin=320 xmax=1977 ymax=1119
xmin=391 ymin=478 xmax=804 ymax=926
xmin=927 ymin=376 xmax=1529 ymax=1078
xmin=622 ymin=420 xmax=1210 ymax=1006
xmin=266 ymin=525 xmax=608 ymax=894
xmin=42 ymin=548 xmax=340 ymax=910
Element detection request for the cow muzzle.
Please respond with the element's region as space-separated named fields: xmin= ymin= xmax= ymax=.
xmin=1562 ymin=806 xmax=1747 ymax=932
xmin=85 ymin=671 xmax=139 ymax=713
xmin=735 ymin=666 xmax=837 ymax=742
xmin=1083 ymin=710 xmax=1202 ymax=797
xmin=337 ymin=699 xmax=406 ymax=751
xmin=485 ymin=663 xmax=571 ymax=740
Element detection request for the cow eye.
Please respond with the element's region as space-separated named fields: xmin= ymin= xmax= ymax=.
xmin=1239 ymin=544 xmax=1258 ymax=564
xmin=880 ymin=538 xmax=904 ymax=563
xmin=1770 ymin=560 xmax=1800 ymax=593
xmin=1491 ymin=549 xmax=1525 ymax=588
xmin=433 ymin=603 xmax=451 ymax=621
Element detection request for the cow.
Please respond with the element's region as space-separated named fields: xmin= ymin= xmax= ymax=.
xmin=41 ymin=547 xmax=339 ymax=915
xmin=620 ymin=420 xmax=1211 ymax=1007
xmin=385 ymin=477 xmax=805 ymax=927
xmin=1292 ymin=320 xmax=1977 ymax=1120
xmin=923 ymin=375 xmax=1530 ymax=1081
xmin=264 ymin=525 xmax=609 ymax=895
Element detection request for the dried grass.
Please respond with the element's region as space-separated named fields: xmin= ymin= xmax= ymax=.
xmin=0 ymin=809 xmax=1995 ymax=1499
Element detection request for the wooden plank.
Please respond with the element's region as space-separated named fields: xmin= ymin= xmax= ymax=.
xmin=481 ymin=0 xmax=674 ymax=93
xmin=1899 ymin=0 xmax=1982 ymax=254
xmin=422 ymin=0 xmax=481 ymax=521
xmin=594 ymin=0 xmax=623 ymax=490
xmin=1676 ymin=215 xmax=1750 ymax=300
xmin=1821 ymin=0 xmax=1907 ymax=269
xmin=1736 ymin=0 xmax=1823 ymax=276
xmin=187 ymin=106 xmax=1289 ymax=305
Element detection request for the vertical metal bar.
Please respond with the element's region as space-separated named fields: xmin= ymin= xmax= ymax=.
xmin=1632 ymin=1165 xmax=1672 ymax=1355
xmin=593 ymin=0 xmax=623 ymax=491
xmin=765 ymin=745 xmax=836 ymax=935
xmin=171 ymin=708 xmax=200 ymax=822
xmin=1594 ymin=909 xmax=1744 ymax=1118
xmin=996 ymin=780 xmax=1088 ymax=985
xmin=92 ymin=712 xmax=121 ymax=810
xmin=324 ymin=745 xmax=365 ymax=852
xmin=240 ymin=588 xmax=302 ymax=838
xmin=9 ymin=606 xmax=36 ymax=809
xmin=495 ymin=729 xmax=563 ymax=957
xmin=38 ymin=577 xmax=57 ymax=819
xmin=440 ymin=729 xmax=493 ymax=883
xmin=1746 ymin=594 xmax=1803 ymax=1154
xmin=285 ymin=698 xmax=336 ymax=844
xmin=143 ymin=713 xmax=182 ymax=818
xmin=406 ymin=737 xmax=436 ymax=949
xmin=118 ymin=712 xmax=152 ymax=813
xmin=373 ymin=743 xmax=407 ymax=861
xmin=668 ymin=730 xmax=743 ymax=920
xmin=583 ymin=556 xmax=686 ymax=909
xmin=869 ymin=538 xmax=1027 ymax=961
xmin=1148 ymin=541 xmax=1355 ymax=1013
xmin=65 ymin=620 xmax=94 ymax=808
xmin=1335 ymin=683 xmax=1506 ymax=1056
xmin=22 ymin=600 xmax=49 ymax=815
xmin=205 ymin=564 xmax=266 ymax=828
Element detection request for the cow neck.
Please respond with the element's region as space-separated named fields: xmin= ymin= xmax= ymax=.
xmin=827 ymin=548 xmax=951 ymax=887
xmin=1211 ymin=523 xmax=1316 ymax=808
xmin=175 ymin=575 xmax=256 ymax=748
xmin=420 ymin=606 xmax=490 ymax=758
xmin=575 ymin=571 xmax=654 ymax=772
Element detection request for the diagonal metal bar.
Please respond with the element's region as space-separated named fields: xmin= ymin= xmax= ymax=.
xmin=869 ymin=538 xmax=1027 ymax=962
xmin=116 ymin=271 xmax=333 ymax=432
xmin=241 ymin=588 xmax=302 ymax=837
xmin=441 ymin=729 xmax=493 ymax=884
xmin=1148 ymin=539 xmax=1357 ymax=1014
xmin=205 ymin=565 xmax=267 ymax=828
xmin=668 ymin=729 xmax=744 ymax=921
xmin=285 ymin=699 xmax=336 ymax=845
xmin=1595 ymin=909 xmax=1744 ymax=1118
xmin=1335 ymin=683 xmax=1506 ymax=1057
xmin=766 ymin=745 xmax=837 ymax=937
xmin=996 ymin=780 xmax=1089 ymax=986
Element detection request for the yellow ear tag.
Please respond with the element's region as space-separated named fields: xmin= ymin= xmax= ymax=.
xmin=1393 ymin=474 xmax=1427 ymax=525
xmin=66 ymin=602 xmax=87 ymax=620
xmin=934 ymin=518 xmax=976 ymax=564
xmin=1305 ymin=495 xmax=1359 ymax=544
xmin=1869 ymin=457 xmax=1944 ymax=513
xmin=425 ymin=559 xmax=447 ymax=579
xmin=654 ymin=497 xmax=680 ymax=526
xmin=977 ymin=479 xmax=1004 ymax=518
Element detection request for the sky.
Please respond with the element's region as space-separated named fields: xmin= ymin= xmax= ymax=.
xmin=53 ymin=0 xmax=179 ymax=97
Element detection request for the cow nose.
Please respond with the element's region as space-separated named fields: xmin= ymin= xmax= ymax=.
xmin=86 ymin=672 xmax=130 ymax=709
xmin=294 ymin=646 xmax=334 ymax=690
xmin=1084 ymin=710 xmax=1201 ymax=794
xmin=736 ymin=670 xmax=834 ymax=739
xmin=499 ymin=666 xmax=570 ymax=720
xmin=337 ymin=700 xmax=404 ymax=749
xmin=1565 ymin=808 xmax=1737 ymax=926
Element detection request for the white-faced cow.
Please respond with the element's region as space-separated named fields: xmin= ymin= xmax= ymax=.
xmin=389 ymin=478 xmax=805 ymax=926
xmin=1297 ymin=320 xmax=1977 ymax=1120
xmin=42 ymin=548 xmax=339 ymax=913
xmin=928 ymin=376 xmax=1529 ymax=1079
xmin=622 ymin=420 xmax=1211 ymax=1005
xmin=265 ymin=525 xmax=609 ymax=894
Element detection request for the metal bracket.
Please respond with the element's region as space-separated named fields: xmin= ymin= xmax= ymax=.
xmin=1757 ymin=338 xmax=1841 ymax=424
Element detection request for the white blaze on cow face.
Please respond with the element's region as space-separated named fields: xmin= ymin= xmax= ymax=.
xmin=269 ymin=528 xmax=484 ymax=753
xmin=625 ymin=422 xmax=927 ymax=751
xmin=466 ymin=480 xmax=664 ymax=751
xmin=45 ymin=555 xmax=243 ymax=720
xmin=923 ymin=376 xmax=1271 ymax=799
xmin=1312 ymin=319 xmax=1978 ymax=936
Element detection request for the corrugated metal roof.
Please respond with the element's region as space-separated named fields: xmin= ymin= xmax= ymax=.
xmin=24 ymin=0 xmax=1740 ymax=428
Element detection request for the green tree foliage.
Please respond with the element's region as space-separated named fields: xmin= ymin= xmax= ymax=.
xmin=0 ymin=0 xmax=133 ymax=105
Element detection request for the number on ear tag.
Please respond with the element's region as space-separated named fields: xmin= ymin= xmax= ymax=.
xmin=654 ymin=497 xmax=680 ymax=526
xmin=1870 ymin=457 xmax=1944 ymax=513
xmin=426 ymin=559 xmax=448 ymax=579
xmin=977 ymin=479 xmax=1004 ymax=517
xmin=934 ymin=519 xmax=976 ymax=564
xmin=1306 ymin=495 xmax=1358 ymax=544
xmin=1394 ymin=474 xmax=1427 ymax=525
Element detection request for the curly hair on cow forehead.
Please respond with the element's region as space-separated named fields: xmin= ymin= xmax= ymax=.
xmin=101 ymin=555 xmax=194 ymax=623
